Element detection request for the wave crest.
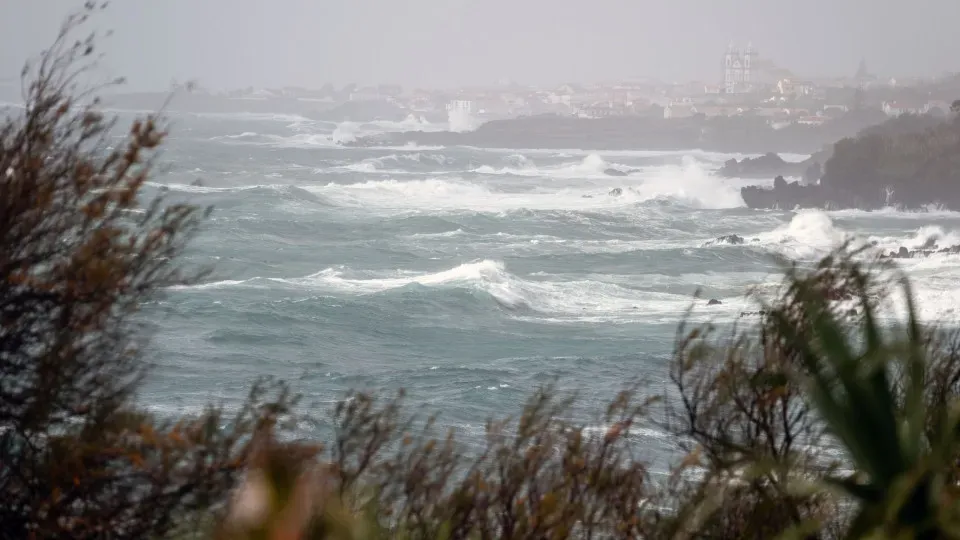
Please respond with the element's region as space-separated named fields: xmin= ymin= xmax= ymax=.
xmin=177 ymin=261 xmax=741 ymax=321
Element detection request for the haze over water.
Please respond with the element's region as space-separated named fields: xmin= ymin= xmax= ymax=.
xmin=136 ymin=112 xmax=960 ymax=458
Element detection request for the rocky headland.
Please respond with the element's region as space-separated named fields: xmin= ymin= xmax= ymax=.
xmin=741 ymin=112 xmax=960 ymax=210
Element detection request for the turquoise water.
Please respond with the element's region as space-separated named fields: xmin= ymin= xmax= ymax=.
xmin=138 ymin=112 xmax=960 ymax=455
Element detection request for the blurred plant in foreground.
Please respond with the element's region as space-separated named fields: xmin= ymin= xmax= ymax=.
xmin=0 ymin=4 xmax=293 ymax=538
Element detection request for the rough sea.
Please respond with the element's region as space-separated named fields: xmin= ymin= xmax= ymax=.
xmin=137 ymin=111 xmax=960 ymax=459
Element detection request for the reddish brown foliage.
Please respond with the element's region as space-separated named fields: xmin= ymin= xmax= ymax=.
xmin=0 ymin=6 xmax=291 ymax=539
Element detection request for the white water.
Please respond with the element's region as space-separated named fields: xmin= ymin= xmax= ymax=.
xmin=145 ymin=110 xmax=960 ymax=461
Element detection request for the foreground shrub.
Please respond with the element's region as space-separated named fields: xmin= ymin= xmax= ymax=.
xmin=220 ymin=388 xmax=656 ymax=540
xmin=764 ymin=256 xmax=960 ymax=538
xmin=0 ymin=6 xmax=292 ymax=539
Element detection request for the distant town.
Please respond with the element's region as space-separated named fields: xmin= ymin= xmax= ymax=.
xmin=159 ymin=43 xmax=960 ymax=125
xmin=4 ymin=43 xmax=958 ymax=127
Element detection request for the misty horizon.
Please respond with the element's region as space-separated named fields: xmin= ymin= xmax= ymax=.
xmin=2 ymin=0 xmax=958 ymax=92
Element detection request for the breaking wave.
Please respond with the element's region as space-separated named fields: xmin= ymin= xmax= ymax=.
xmin=175 ymin=260 xmax=738 ymax=321
xmin=473 ymin=153 xmax=623 ymax=178
xmin=340 ymin=152 xmax=454 ymax=173
xmin=304 ymin=170 xmax=744 ymax=212
xmin=742 ymin=210 xmax=851 ymax=259
xmin=870 ymin=225 xmax=960 ymax=253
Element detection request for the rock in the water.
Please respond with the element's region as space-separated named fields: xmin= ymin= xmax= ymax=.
xmin=608 ymin=187 xmax=623 ymax=196
xmin=898 ymin=246 xmax=910 ymax=258
xmin=707 ymin=299 xmax=722 ymax=306
xmin=581 ymin=194 xmax=594 ymax=198
xmin=705 ymin=234 xmax=745 ymax=246
xmin=716 ymin=234 xmax=745 ymax=245
xmin=604 ymin=168 xmax=628 ymax=177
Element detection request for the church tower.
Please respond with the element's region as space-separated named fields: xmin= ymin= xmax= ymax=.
xmin=743 ymin=42 xmax=754 ymax=89
xmin=722 ymin=41 xmax=754 ymax=94
xmin=723 ymin=42 xmax=738 ymax=94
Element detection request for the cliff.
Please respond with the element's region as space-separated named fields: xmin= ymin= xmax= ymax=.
xmin=741 ymin=112 xmax=960 ymax=210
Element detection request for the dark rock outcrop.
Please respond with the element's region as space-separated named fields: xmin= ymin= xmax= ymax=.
xmin=720 ymin=153 xmax=804 ymax=178
xmin=716 ymin=234 xmax=745 ymax=245
xmin=741 ymin=178 xmax=831 ymax=210
xmin=741 ymin=113 xmax=960 ymax=211
xmin=703 ymin=234 xmax=755 ymax=247
xmin=707 ymin=299 xmax=723 ymax=306
xmin=608 ymin=187 xmax=623 ymax=196
xmin=604 ymin=168 xmax=628 ymax=177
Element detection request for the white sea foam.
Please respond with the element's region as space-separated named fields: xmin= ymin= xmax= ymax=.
xmin=311 ymin=161 xmax=745 ymax=211
xmin=342 ymin=162 xmax=379 ymax=173
xmin=707 ymin=212 xmax=960 ymax=322
xmin=281 ymin=260 xmax=739 ymax=318
xmin=828 ymin=205 xmax=960 ymax=219
xmin=146 ymin=181 xmax=289 ymax=194
xmin=472 ymin=147 xmax=792 ymax=164
xmin=331 ymin=121 xmax=358 ymax=144
xmin=368 ymin=114 xmax=436 ymax=131
xmin=299 ymin=177 xmax=646 ymax=212
xmin=190 ymin=112 xmax=312 ymax=124
xmin=404 ymin=229 xmax=466 ymax=239
xmin=473 ymin=153 xmax=620 ymax=178
xmin=211 ymin=131 xmax=260 ymax=140
xmin=173 ymin=260 xmax=744 ymax=321
xmin=869 ymin=225 xmax=960 ymax=253
xmin=340 ymin=152 xmax=453 ymax=173
xmin=751 ymin=210 xmax=851 ymax=258
xmin=624 ymin=157 xmax=745 ymax=209
xmin=169 ymin=279 xmax=251 ymax=291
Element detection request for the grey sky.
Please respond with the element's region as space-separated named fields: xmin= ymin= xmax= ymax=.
xmin=1 ymin=0 xmax=957 ymax=91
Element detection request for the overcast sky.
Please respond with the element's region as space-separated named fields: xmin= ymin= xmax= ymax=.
xmin=1 ymin=0 xmax=957 ymax=91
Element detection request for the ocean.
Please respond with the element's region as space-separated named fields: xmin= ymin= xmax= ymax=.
xmin=137 ymin=111 xmax=960 ymax=460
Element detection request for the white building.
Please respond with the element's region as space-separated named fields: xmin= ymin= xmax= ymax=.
xmin=882 ymin=101 xmax=924 ymax=117
xmin=447 ymin=100 xmax=474 ymax=114
xmin=722 ymin=42 xmax=755 ymax=94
